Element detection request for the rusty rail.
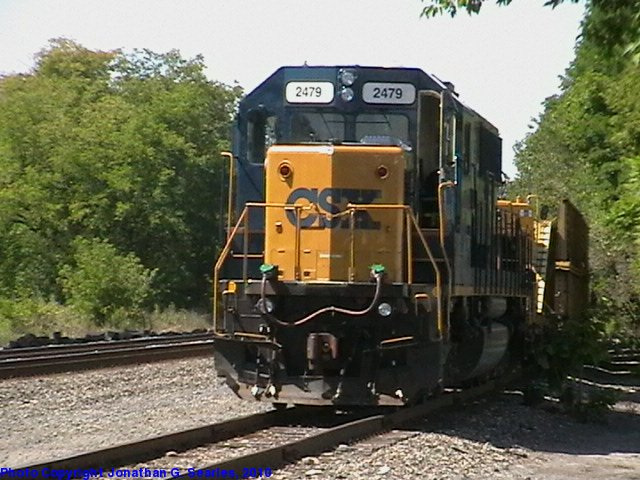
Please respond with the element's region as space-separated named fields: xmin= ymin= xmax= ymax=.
xmin=2 ymin=370 xmax=520 ymax=477
xmin=0 ymin=334 xmax=214 ymax=379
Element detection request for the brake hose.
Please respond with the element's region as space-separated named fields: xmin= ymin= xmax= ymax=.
xmin=259 ymin=269 xmax=384 ymax=327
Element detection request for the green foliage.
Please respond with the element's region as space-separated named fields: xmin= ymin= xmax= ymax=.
xmin=59 ymin=238 xmax=155 ymax=327
xmin=0 ymin=297 xmax=93 ymax=345
xmin=144 ymin=305 xmax=210 ymax=333
xmin=512 ymin=0 xmax=640 ymax=335
xmin=420 ymin=0 xmax=577 ymax=18
xmin=35 ymin=38 xmax=116 ymax=81
xmin=0 ymin=39 xmax=241 ymax=319
xmin=0 ymin=317 xmax=11 ymax=346
xmin=531 ymin=311 xmax=609 ymax=389
xmin=420 ymin=0 xmax=640 ymax=63
xmin=561 ymin=384 xmax=618 ymax=422
xmin=0 ymin=299 xmax=210 ymax=346
xmin=527 ymin=310 xmax=616 ymax=422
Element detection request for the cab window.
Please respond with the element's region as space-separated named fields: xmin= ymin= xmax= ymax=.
xmin=247 ymin=114 xmax=277 ymax=164
xmin=355 ymin=113 xmax=410 ymax=146
xmin=290 ymin=112 xmax=345 ymax=142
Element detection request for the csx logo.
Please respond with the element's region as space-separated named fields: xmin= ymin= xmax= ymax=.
xmin=285 ymin=187 xmax=382 ymax=230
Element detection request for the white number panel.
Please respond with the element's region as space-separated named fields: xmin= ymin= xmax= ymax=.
xmin=285 ymin=82 xmax=335 ymax=104
xmin=362 ymin=82 xmax=416 ymax=105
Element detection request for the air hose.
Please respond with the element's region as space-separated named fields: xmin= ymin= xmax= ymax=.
xmin=259 ymin=267 xmax=385 ymax=327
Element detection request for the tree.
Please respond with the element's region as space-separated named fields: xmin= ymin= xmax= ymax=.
xmin=511 ymin=0 xmax=640 ymax=334
xmin=424 ymin=0 xmax=640 ymax=335
xmin=59 ymin=238 xmax=155 ymax=327
xmin=0 ymin=39 xmax=241 ymax=312
xmin=420 ymin=0 xmax=640 ymax=62
xmin=420 ymin=0 xmax=577 ymax=18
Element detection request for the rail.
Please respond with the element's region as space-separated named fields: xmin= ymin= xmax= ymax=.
xmin=0 ymin=335 xmax=214 ymax=379
xmin=212 ymin=203 xmax=445 ymax=336
xmin=2 ymin=371 xmax=520 ymax=477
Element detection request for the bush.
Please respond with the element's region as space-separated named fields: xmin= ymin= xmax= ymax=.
xmin=0 ymin=297 xmax=93 ymax=345
xmin=530 ymin=310 xmax=609 ymax=389
xmin=59 ymin=238 xmax=156 ymax=327
xmin=526 ymin=309 xmax=619 ymax=422
xmin=0 ymin=316 xmax=12 ymax=346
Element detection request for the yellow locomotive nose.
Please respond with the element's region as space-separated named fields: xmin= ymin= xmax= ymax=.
xmin=264 ymin=144 xmax=405 ymax=283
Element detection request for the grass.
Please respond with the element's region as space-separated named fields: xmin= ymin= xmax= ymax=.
xmin=0 ymin=299 xmax=211 ymax=347
xmin=0 ymin=298 xmax=94 ymax=346
xmin=144 ymin=305 xmax=211 ymax=332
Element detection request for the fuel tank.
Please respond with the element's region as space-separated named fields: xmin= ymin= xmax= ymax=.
xmin=448 ymin=321 xmax=510 ymax=382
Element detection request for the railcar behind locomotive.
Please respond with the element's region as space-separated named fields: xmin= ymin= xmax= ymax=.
xmin=211 ymin=66 xmax=589 ymax=406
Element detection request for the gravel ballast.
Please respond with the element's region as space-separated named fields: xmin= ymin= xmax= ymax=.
xmin=0 ymin=357 xmax=271 ymax=467
xmin=1 ymin=357 xmax=638 ymax=479
xmin=273 ymin=385 xmax=640 ymax=480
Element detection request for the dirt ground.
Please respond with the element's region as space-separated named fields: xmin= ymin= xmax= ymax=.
xmin=2 ymin=358 xmax=637 ymax=479
xmin=497 ymin=369 xmax=640 ymax=479
xmin=273 ymin=365 xmax=640 ymax=480
xmin=411 ymin=368 xmax=640 ymax=480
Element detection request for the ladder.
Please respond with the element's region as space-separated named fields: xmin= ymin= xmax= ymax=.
xmin=533 ymin=220 xmax=553 ymax=313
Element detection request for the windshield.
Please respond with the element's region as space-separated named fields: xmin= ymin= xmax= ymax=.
xmin=289 ymin=111 xmax=411 ymax=147
xmin=356 ymin=113 xmax=410 ymax=147
xmin=290 ymin=112 xmax=346 ymax=142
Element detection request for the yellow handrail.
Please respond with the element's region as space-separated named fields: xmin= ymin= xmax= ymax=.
xmin=221 ymin=152 xmax=234 ymax=240
xmin=405 ymin=211 xmax=413 ymax=284
xmin=212 ymin=202 xmax=445 ymax=338
xmin=407 ymin=210 xmax=445 ymax=339
xmin=349 ymin=209 xmax=356 ymax=282
xmin=294 ymin=205 xmax=302 ymax=280
xmin=213 ymin=206 xmax=248 ymax=329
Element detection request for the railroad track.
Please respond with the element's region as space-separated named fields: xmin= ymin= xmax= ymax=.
xmin=0 ymin=332 xmax=214 ymax=379
xmin=2 ymin=372 xmax=518 ymax=479
xmin=584 ymin=347 xmax=640 ymax=377
xmin=606 ymin=347 xmax=640 ymax=373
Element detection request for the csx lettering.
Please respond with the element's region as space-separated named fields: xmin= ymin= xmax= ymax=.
xmin=285 ymin=188 xmax=381 ymax=230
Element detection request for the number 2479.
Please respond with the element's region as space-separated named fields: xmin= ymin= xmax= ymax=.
xmin=295 ymin=86 xmax=322 ymax=97
xmin=372 ymin=87 xmax=403 ymax=99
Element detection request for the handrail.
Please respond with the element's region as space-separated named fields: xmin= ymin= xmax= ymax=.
xmin=407 ymin=210 xmax=445 ymax=339
xmin=438 ymin=181 xmax=455 ymax=321
xmin=212 ymin=202 xmax=445 ymax=338
xmin=212 ymin=203 xmax=313 ymax=328
xmin=213 ymin=206 xmax=248 ymax=329
xmin=343 ymin=203 xmax=444 ymax=332
xmin=405 ymin=211 xmax=413 ymax=284
xmin=348 ymin=209 xmax=356 ymax=282
xmin=242 ymin=208 xmax=250 ymax=282
xmin=295 ymin=205 xmax=302 ymax=281
xmin=221 ymin=152 xmax=234 ymax=240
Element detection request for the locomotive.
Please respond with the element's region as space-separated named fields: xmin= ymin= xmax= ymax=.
xmin=212 ymin=66 xmax=589 ymax=406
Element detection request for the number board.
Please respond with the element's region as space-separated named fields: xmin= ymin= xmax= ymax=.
xmin=285 ymin=82 xmax=335 ymax=104
xmin=362 ymin=82 xmax=416 ymax=105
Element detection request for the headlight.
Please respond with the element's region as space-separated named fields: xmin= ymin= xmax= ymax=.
xmin=338 ymin=68 xmax=357 ymax=86
xmin=377 ymin=302 xmax=392 ymax=317
xmin=256 ymin=298 xmax=275 ymax=314
xmin=340 ymin=87 xmax=354 ymax=102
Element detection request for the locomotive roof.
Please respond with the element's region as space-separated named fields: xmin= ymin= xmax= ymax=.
xmin=239 ymin=65 xmax=499 ymax=135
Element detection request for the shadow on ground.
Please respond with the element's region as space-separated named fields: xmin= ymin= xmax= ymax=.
xmin=406 ymin=370 xmax=640 ymax=457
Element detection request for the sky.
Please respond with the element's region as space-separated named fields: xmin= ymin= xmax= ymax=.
xmin=0 ymin=0 xmax=586 ymax=177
